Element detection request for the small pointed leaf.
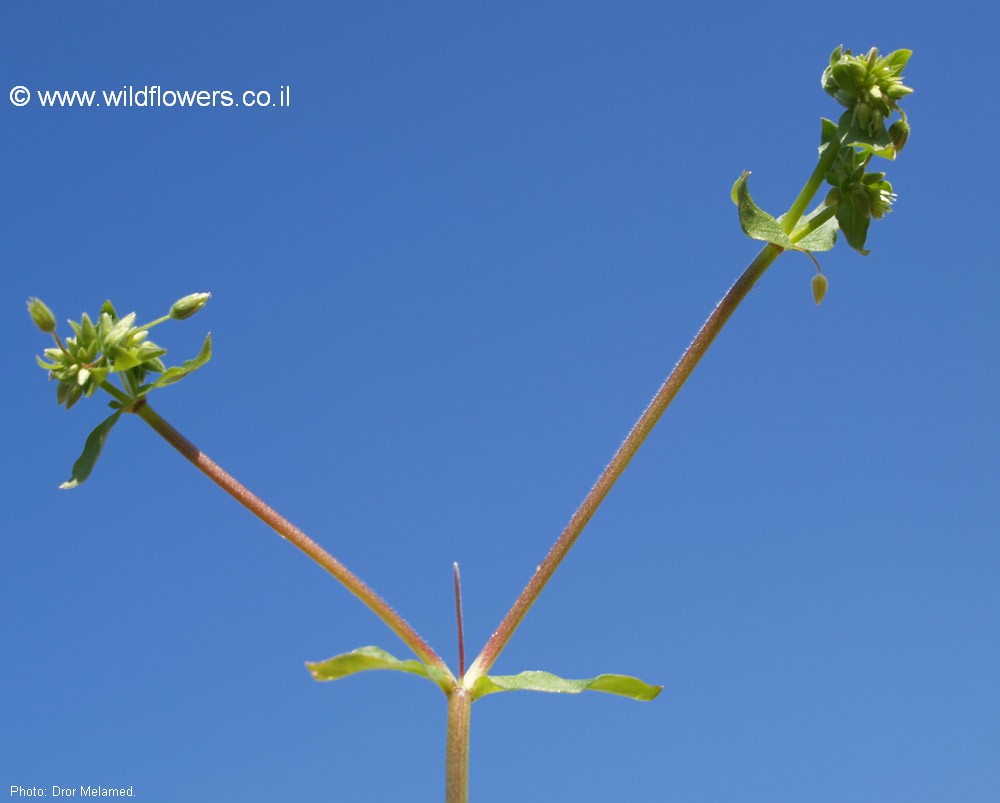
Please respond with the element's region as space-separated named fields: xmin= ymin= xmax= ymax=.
xmin=60 ymin=410 xmax=123 ymax=489
xmin=306 ymin=646 xmax=453 ymax=693
xmin=470 ymin=670 xmax=662 ymax=702
xmin=731 ymin=172 xmax=793 ymax=248
xmin=819 ymin=117 xmax=838 ymax=146
xmin=149 ymin=332 xmax=212 ymax=390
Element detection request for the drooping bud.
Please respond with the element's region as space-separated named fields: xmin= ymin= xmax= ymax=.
xmin=27 ymin=297 xmax=57 ymax=333
xmin=812 ymin=273 xmax=828 ymax=305
xmin=169 ymin=292 xmax=211 ymax=320
xmin=889 ymin=119 xmax=909 ymax=154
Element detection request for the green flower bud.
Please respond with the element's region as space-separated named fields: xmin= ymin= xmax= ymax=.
xmin=64 ymin=382 xmax=84 ymax=410
xmin=831 ymin=62 xmax=863 ymax=94
xmin=169 ymin=292 xmax=211 ymax=320
xmin=27 ymin=297 xmax=57 ymax=333
xmin=812 ymin=274 xmax=828 ymax=305
xmin=889 ymin=119 xmax=909 ymax=154
xmin=885 ymin=83 xmax=913 ymax=101
xmin=854 ymin=101 xmax=872 ymax=133
xmin=99 ymin=299 xmax=118 ymax=321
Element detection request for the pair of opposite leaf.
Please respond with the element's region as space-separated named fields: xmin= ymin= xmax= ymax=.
xmin=29 ymin=43 xmax=913 ymax=705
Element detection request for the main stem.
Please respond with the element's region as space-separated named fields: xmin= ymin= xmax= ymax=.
xmin=131 ymin=399 xmax=452 ymax=677
xmin=468 ymin=242 xmax=784 ymax=679
xmin=445 ymin=688 xmax=472 ymax=803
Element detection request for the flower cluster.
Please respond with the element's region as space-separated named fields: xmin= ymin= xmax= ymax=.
xmin=29 ymin=293 xmax=211 ymax=410
xmin=821 ymin=145 xmax=898 ymax=254
xmin=822 ymin=46 xmax=912 ymax=156
xmin=818 ymin=46 xmax=912 ymax=253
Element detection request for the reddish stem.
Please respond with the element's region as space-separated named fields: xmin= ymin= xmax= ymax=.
xmin=132 ymin=399 xmax=452 ymax=677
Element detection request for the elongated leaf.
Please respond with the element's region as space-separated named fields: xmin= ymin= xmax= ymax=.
xmin=306 ymin=646 xmax=453 ymax=692
xmin=836 ymin=195 xmax=871 ymax=254
xmin=149 ymin=332 xmax=212 ymax=389
xmin=731 ymin=172 xmax=793 ymax=248
xmin=471 ymin=670 xmax=662 ymax=702
xmin=60 ymin=410 xmax=123 ymax=489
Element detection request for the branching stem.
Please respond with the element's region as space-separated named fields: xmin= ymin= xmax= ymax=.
xmin=130 ymin=399 xmax=453 ymax=679
xmin=468 ymin=242 xmax=784 ymax=679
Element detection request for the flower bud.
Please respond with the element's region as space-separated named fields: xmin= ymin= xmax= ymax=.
xmin=854 ymin=101 xmax=872 ymax=133
xmin=889 ymin=119 xmax=909 ymax=154
xmin=64 ymin=382 xmax=84 ymax=410
xmin=885 ymin=83 xmax=913 ymax=100
xmin=169 ymin=292 xmax=211 ymax=320
xmin=27 ymin=297 xmax=57 ymax=333
xmin=812 ymin=273 xmax=828 ymax=306
xmin=100 ymin=299 xmax=118 ymax=320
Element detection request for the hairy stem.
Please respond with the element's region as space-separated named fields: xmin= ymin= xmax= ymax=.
xmin=468 ymin=242 xmax=784 ymax=679
xmin=445 ymin=688 xmax=472 ymax=803
xmin=131 ymin=399 xmax=453 ymax=678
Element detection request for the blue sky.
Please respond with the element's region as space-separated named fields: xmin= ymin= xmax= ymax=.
xmin=3 ymin=2 xmax=997 ymax=801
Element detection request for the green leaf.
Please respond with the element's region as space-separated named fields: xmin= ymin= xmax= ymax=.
xmin=793 ymin=216 xmax=838 ymax=252
xmin=835 ymin=195 xmax=871 ymax=254
xmin=820 ymin=117 xmax=838 ymax=146
xmin=782 ymin=204 xmax=838 ymax=252
xmin=149 ymin=332 xmax=212 ymax=389
xmin=881 ymin=48 xmax=912 ymax=74
xmin=470 ymin=670 xmax=662 ymax=702
xmin=836 ymin=110 xmax=896 ymax=160
xmin=306 ymin=646 xmax=453 ymax=693
xmin=59 ymin=410 xmax=123 ymax=489
xmin=731 ymin=172 xmax=793 ymax=248
xmin=110 ymin=347 xmax=143 ymax=371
